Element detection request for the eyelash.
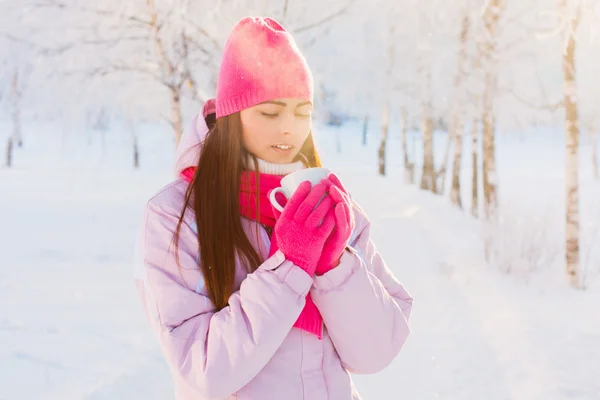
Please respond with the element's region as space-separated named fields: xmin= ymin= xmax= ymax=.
xmin=261 ymin=112 xmax=311 ymax=119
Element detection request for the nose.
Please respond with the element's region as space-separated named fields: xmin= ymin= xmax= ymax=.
xmin=279 ymin=112 xmax=295 ymax=136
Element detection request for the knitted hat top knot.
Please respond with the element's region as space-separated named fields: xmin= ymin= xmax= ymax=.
xmin=216 ymin=16 xmax=314 ymax=118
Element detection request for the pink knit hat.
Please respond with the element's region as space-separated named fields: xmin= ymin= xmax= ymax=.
xmin=216 ymin=17 xmax=314 ymax=118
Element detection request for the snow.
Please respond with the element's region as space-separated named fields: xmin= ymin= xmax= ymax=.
xmin=1 ymin=118 xmax=599 ymax=399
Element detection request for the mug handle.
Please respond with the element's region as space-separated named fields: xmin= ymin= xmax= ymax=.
xmin=269 ymin=187 xmax=287 ymax=213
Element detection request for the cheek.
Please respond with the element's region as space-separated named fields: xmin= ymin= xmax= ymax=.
xmin=294 ymin=119 xmax=312 ymax=140
xmin=241 ymin=115 xmax=274 ymax=149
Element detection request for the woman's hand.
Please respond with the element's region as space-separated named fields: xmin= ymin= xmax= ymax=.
xmin=274 ymin=181 xmax=336 ymax=276
xmin=315 ymin=173 xmax=356 ymax=275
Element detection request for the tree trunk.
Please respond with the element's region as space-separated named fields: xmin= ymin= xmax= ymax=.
xmin=336 ymin=129 xmax=342 ymax=153
xmin=362 ymin=114 xmax=369 ymax=146
xmin=378 ymin=21 xmax=395 ymax=177
xmin=420 ymin=115 xmax=436 ymax=191
xmin=171 ymin=88 xmax=184 ymax=146
xmin=418 ymin=27 xmax=436 ymax=193
xmin=147 ymin=0 xmax=184 ymax=146
xmin=126 ymin=107 xmax=140 ymax=169
xmin=449 ymin=12 xmax=470 ymax=208
xmin=420 ymin=107 xmax=436 ymax=192
xmin=437 ymin=131 xmax=452 ymax=194
xmin=133 ymin=137 xmax=140 ymax=169
xmin=471 ymin=119 xmax=479 ymax=218
xmin=450 ymin=124 xmax=464 ymax=208
xmin=562 ymin=0 xmax=581 ymax=288
xmin=481 ymin=112 xmax=497 ymax=217
xmin=480 ymin=0 xmax=503 ymax=218
xmin=401 ymin=106 xmax=414 ymax=184
xmin=591 ymin=116 xmax=598 ymax=180
xmin=5 ymin=137 xmax=14 ymax=167
xmin=11 ymin=69 xmax=23 ymax=148
xmin=378 ymin=101 xmax=389 ymax=176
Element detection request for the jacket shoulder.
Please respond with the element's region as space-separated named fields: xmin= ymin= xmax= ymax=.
xmin=146 ymin=178 xmax=189 ymax=214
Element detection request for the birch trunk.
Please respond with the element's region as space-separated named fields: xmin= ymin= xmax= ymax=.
xmin=11 ymin=69 xmax=23 ymax=147
xmin=420 ymin=109 xmax=436 ymax=192
xmin=5 ymin=137 xmax=13 ymax=167
xmin=591 ymin=117 xmax=598 ymax=180
xmin=449 ymin=12 xmax=470 ymax=207
xmin=471 ymin=119 xmax=479 ymax=217
xmin=378 ymin=101 xmax=390 ymax=176
xmin=437 ymin=130 xmax=452 ymax=194
xmin=561 ymin=0 xmax=581 ymax=288
xmin=480 ymin=0 xmax=503 ymax=218
xmin=171 ymin=88 xmax=184 ymax=146
xmin=401 ymin=106 xmax=415 ymax=184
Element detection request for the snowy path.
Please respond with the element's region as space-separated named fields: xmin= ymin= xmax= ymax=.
xmin=348 ymin=174 xmax=513 ymax=400
xmin=1 ymin=168 xmax=598 ymax=399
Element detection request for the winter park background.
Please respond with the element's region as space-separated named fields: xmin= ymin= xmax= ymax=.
xmin=1 ymin=0 xmax=600 ymax=399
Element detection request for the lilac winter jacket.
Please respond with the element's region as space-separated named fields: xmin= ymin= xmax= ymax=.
xmin=133 ymin=112 xmax=414 ymax=400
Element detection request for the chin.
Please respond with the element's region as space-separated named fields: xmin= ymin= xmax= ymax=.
xmin=265 ymin=152 xmax=298 ymax=165
xmin=270 ymin=158 xmax=295 ymax=164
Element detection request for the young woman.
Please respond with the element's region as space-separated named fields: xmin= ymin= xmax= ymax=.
xmin=135 ymin=16 xmax=413 ymax=400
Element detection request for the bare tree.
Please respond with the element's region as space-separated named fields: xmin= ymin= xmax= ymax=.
xmin=479 ymin=0 xmax=505 ymax=218
xmin=27 ymin=0 xmax=217 ymax=146
xmin=290 ymin=0 xmax=357 ymax=34
xmin=420 ymin=101 xmax=436 ymax=191
xmin=125 ymin=104 xmax=140 ymax=169
xmin=1 ymin=10 xmax=30 ymax=168
xmin=560 ymin=0 xmax=582 ymax=288
xmin=5 ymin=68 xmax=23 ymax=167
xmin=471 ymin=118 xmax=479 ymax=217
xmin=378 ymin=19 xmax=396 ymax=176
xmin=401 ymin=106 xmax=415 ymax=184
xmin=419 ymin=66 xmax=436 ymax=192
xmin=436 ymin=129 xmax=452 ymax=194
xmin=449 ymin=10 xmax=472 ymax=208
xmin=418 ymin=6 xmax=436 ymax=193
xmin=591 ymin=115 xmax=598 ymax=180
xmin=378 ymin=101 xmax=390 ymax=175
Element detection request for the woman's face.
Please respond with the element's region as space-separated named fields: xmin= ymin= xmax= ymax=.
xmin=239 ymin=98 xmax=312 ymax=164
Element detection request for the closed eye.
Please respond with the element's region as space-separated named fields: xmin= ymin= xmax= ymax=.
xmin=261 ymin=112 xmax=279 ymax=118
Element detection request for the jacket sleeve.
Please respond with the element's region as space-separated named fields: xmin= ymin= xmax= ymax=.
xmin=310 ymin=219 xmax=413 ymax=375
xmin=135 ymin=199 xmax=313 ymax=399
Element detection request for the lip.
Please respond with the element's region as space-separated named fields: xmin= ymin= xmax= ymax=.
xmin=271 ymin=144 xmax=294 ymax=152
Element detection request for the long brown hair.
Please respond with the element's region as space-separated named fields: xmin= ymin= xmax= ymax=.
xmin=174 ymin=112 xmax=322 ymax=311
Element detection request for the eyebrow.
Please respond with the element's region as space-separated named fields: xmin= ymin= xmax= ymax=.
xmin=261 ymin=100 xmax=312 ymax=108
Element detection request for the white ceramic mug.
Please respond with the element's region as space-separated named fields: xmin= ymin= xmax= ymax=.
xmin=269 ymin=167 xmax=331 ymax=212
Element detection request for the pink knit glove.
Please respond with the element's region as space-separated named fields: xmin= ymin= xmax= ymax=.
xmin=324 ymin=172 xmax=351 ymax=198
xmin=274 ymin=181 xmax=337 ymax=276
xmin=315 ymin=174 xmax=356 ymax=276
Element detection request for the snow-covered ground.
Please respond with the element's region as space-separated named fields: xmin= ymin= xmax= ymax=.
xmin=1 ymin=118 xmax=599 ymax=399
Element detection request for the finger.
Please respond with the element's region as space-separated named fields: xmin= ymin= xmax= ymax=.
xmin=339 ymin=199 xmax=353 ymax=225
xmin=334 ymin=204 xmax=354 ymax=243
xmin=346 ymin=204 xmax=356 ymax=231
xmin=328 ymin=184 xmax=347 ymax=204
xmin=327 ymin=172 xmax=348 ymax=195
xmin=305 ymin=195 xmax=335 ymax=228
xmin=318 ymin=209 xmax=337 ymax=236
xmin=294 ymin=183 xmax=328 ymax=222
xmin=283 ymin=181 xmax=312 ymax=216
xmin=336 ymin=200 xmax=348 ymax=225
xmin=320 ymin=178 xmax=333 ymax=188
xmin=336 ymin=203 xmax=350 ymax=235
